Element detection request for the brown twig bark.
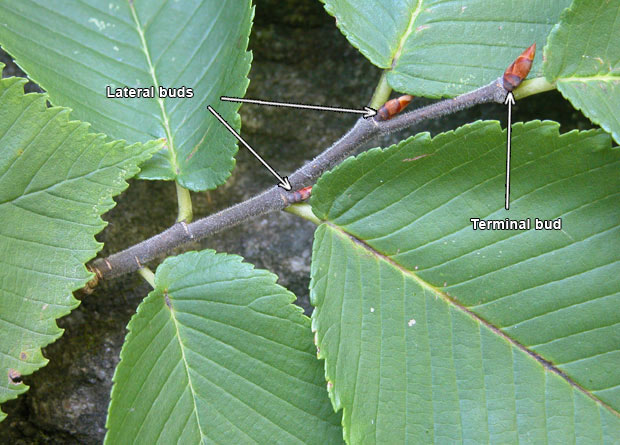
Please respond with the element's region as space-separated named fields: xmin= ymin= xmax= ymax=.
xmin=90 ymin=78 xmax=508 ymax=281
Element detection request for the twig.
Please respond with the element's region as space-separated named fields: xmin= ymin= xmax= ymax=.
xmin=90 ymin=78 xmax=508 ymax=280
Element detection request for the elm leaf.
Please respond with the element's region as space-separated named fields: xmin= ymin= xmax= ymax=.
xmin=310 ymin=120 xmax=620 ymax=442
xmin=0 ymin=0 xmax=253 ymax=190
xmin=321 ymin=0 xmax=571 ymax=97
xmin=106 ymin=250 xmax=342 ymax=444
xmin=544 ymin=0 xmax=620 ymax=144
xmin=0 ymin=64 xmax=162 ymax=421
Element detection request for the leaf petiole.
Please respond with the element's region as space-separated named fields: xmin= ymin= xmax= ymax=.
xmin=284 ymin=203 xmax=321 ymax=225
xmin=369 ymin=70 xmax=393 ymax=110
xmin=514 ymin=77 xmax=556 ymax=100
xmin=137 ymin=266 xmax=156 ymax=289
xmin=175 ymin=183 xmax=193 ymax=223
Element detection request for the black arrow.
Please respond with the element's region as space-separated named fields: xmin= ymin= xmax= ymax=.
xmin=207 ymin=106 xmax=292 ymax=191
xmin=504 ymin=92 xmax=515 ymax=210
xmin=220 ymin=96 xmax=377 ymax=119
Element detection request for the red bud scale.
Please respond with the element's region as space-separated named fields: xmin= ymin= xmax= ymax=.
xmin=291 ymin=186 xmax=312 ymax=202
xmin=375 ymin=95 xmax=414 ymax=121
xmin=503 ymin=43 xmax=536 ymax=91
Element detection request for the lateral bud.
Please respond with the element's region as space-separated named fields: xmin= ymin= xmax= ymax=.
xmin=290 ymin=186 xmax=312 ymax=203
xmin=502 ymin=43 xmax=536 ymax=91
xmin=375 ymin=95 xmax=414 ymax=121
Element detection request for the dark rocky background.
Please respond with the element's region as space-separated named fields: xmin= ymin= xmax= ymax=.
xmin=0 ymin=1 xmax=592 ymax=443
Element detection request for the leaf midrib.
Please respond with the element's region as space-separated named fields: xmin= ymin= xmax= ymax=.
xmin=168 ymin=297 xmax=208 ymax=442
xmin=128 ymin=1 xmax=178 ymax=173
xmin=558 ymin=74 xmax=620 ymax=83
xmin=323 ymin=221 xmax=620 ymax=419
xmin=390 ymin=0 xmax=423 ymax=69
xmin=167 ymin=301 xmax=312 ymax=443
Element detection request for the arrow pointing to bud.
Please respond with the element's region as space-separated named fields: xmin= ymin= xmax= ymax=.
xmin=207 ymin=106 xmax=292 ymax=191
xmin=504 ymin=91 xmax=516 ymax=210
xmin=220 ymin=96 xmax=377 ymax=119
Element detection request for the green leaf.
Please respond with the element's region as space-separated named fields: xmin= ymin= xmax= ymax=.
xmin=0 ymin=65 xmax=162 ymax=421
xmin=320 ymin=0 xmax=571 ymax=97
xmin=106 ymin=250 xmax=342 ymax=444
xmin=544 ymin=0 xmax=620 ymax=144
xmin=310 ymin=120 xmax=620 ymax=442
xmin=0 ymin=0 xmax=253 ymax=191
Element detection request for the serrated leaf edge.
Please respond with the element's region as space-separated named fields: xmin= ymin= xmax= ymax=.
xmin=0 ymin=64 xmax=163 ymax=419
xmin=106 ymin=249 xmax=315 ymax=441
xmin=309 ymin=120 xmax=620 ymax=429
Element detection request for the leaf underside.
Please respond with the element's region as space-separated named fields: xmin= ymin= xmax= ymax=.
xmin=0 ymin=0 xmax=253 ymax=191
xmin=321 ymin=0 xmax=572 ymax=97
xmin=106 ymin=250 xmax=342 ymax=444
xmin=544 ymin=0 xmax=620 ymax=145
xmin=0 ymin=65 xmax=161 ymax=421
xmin=310 ymin=120 xmax=620 ymax=442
